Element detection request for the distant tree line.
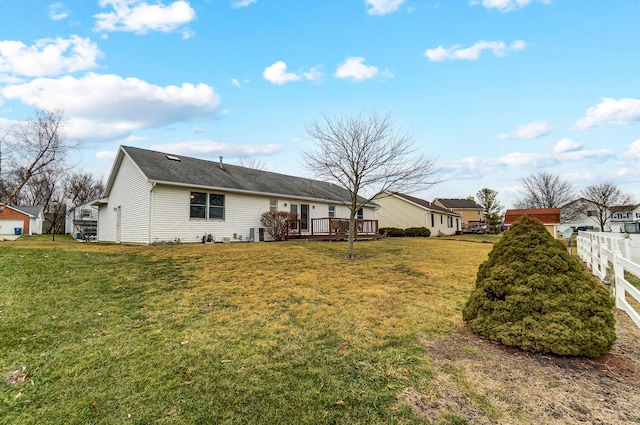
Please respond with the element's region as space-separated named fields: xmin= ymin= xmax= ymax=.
xmin=0 ymin=110 xmax=104 ymax=225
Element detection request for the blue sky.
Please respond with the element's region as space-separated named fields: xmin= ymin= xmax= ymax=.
xmin=0 ymin=0 xmax=639 ymax=207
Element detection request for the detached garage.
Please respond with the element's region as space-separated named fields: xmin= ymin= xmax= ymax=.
xmin=0 ymin=205 xmax=44 ymax=236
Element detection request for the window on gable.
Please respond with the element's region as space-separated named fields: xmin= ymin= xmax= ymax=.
xmin=328 ymin=205 xmax=336 ymax=218
xmin=190 ymin=191 xmax=225 ymax=220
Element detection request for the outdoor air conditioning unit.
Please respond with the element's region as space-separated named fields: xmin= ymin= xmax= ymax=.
xmin=249 ymin=227 xmax=265 ymax=242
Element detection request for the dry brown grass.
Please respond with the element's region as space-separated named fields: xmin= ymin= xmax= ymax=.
xmin=399 ymin=309 xmax=640 ymax=424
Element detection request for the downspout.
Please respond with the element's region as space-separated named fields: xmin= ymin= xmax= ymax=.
xmin=149 ymin=182 xmax=156 ymax=244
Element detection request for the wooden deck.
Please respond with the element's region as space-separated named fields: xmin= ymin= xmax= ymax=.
xmin=287 ymin=218 xmax=379 ymax=241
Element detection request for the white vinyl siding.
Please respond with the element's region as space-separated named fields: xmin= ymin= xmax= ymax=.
xmin=150 ymin=186 xmax=270 ymax=243
xmin=373 ymin=194 xmax=458 ymax=236
xmin=98 ymin=155 xmax=152 ymax=243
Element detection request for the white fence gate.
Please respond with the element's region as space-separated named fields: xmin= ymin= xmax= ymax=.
xmin=577 ymin=232 xmax=640 ymax=328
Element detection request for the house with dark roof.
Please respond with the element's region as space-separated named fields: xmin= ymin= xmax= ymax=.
xmin=95 ymin=146 xmax=378 ymax=244
xmin=433 ymin=197 xmax=485 ymax=232
xmin=373 ymin=192 xmax=461 ymax=236
xmin=503 ymin=208 xmax=561 ymax=238
xmin=0 ymin=205 xmax=44 ymax=236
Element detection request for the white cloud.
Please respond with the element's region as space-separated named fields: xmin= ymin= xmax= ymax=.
xmin=553 ymin=137 xmax=581 ymax=153
xmin=471 ymin=0 xmax=551 ymax=12
xmin=303 ymin=66 xmax=324 ymax=83
xmin=95 ymin=0 xmax=196 ymax=34
xmin=624 ymin=139 xmax=640 ymax=160
xmin=124 ymin=135 xmax=146 ymax=142
xmin=425 ymin=40 xmax=526 ymax=61
xmin=573 ymin=98 xmax=640 ymax=130
xmin=181 ymin=28 xmax=195 ymax=39
xmin=150 ymin=141 xmax=283 ymax=158
xmin=96 ymin=150 xmax=118 ymax=161
xmin=263 ymin=61 xmax=302 ymax=85
xmin=498 ymin=120 xmax=550 ymax=139
xmin=365 ymin=0 xmax=405 ymax=15
xmin=232 ymin=0 xmax=256 ymax=8
xmin=0 ymin=73 xmax=220 ymax=141
xmin=441 ymin=145 xmax=613 ymax=180
xmin=335 ymin=57 xmax=391 ymax=81
xmin=49 ymin=2 xmax=70 ymax=20
xmin=0 ymin=36 xmax=101 ymax=78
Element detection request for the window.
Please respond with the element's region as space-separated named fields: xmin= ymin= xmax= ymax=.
xmin=81 ymin=209 xmax=92 ymax=218
xmin=430 ymin=213 xmax=435 ymax=227
xmin=209 ymin=194 xmax=225 ymax=220
xmin=190 ymin=191 xmax=225 ymax=220
xmin=447 ymin=216 xmax=453 ymax=228
xmin=301 ymin=204 xmax=309 ymax=231
xmin=328 ymin=205 xmax=336 ymax=218
xmin=587 ymin=210 xmax=596 ymax=217
xmin=190 ymin=192 xmax=207 ymax=219
xmin=440 ymin=215 xmax=443 ymax=224
xmin=270 ymin=199 xmax=277 ymax=213
xmin=357 ymin=208 xmax=364 ymax=219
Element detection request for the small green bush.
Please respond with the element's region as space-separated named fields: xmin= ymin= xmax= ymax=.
xmin=462 ymin=215 xmax=616 ymax=357
xmin=380 ymin=227 xmax=405 ymax=237
xmin=404 ymin=227 xmax=431 ymax=237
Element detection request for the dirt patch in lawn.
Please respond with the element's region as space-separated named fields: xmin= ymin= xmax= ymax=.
xmin=398 ymin=309 xmax=640 ymax=424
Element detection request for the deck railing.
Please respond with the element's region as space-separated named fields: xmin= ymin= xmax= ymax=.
xmin=577 ymin=231 xmax=640 ymax=328
xmin=287 ymin=218 xmax=378 ymax=238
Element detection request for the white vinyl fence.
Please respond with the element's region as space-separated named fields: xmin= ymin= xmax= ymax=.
xmin=577 ymin=232 xmax=640 ymax=328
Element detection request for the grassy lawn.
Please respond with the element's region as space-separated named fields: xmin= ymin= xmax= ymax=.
xmin=0 ymin=235 xmax=491 ymax=425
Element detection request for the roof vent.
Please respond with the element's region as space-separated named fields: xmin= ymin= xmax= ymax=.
xmin=166 ymin=154 xmax=181 ymax=162
xmin=219 ymin=156 xmax=223 ymax=169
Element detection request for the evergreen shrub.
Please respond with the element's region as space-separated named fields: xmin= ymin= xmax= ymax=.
xmin=462 ymin=215 xmax=616 ymax=357
xmin=404 ymin=227 xmax=431 ymax=237
xmin=380 ymin=227 xmax=405 ymax=237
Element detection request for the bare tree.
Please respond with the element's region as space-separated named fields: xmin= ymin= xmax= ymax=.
xmin=0 ymin=110 xmax=69 ymax=213
xmin=580 ymin=181 xmax=634 ymax=232
xmin=235 ymin=156 xmax=270 ymax=171
xmin=514 ymin=171 xmax=575 ymax=210
xmin=303 ymin=111 xmax=438 ymax=258
xmin=65 ymin=171 xmax=105 ymax=207
xmin=476 ymin=187 xmax=503 ymax=227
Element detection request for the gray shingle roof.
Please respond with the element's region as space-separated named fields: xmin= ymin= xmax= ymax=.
xmin=434 ymin=198 xmax=483 ymax=210
xmin=119 ymin=146 xmax=374 ymax=205
xmin=11 ymin=205 xmax=43 ymax=217
xmin=392 ymin=193 xmax=460 ymax=216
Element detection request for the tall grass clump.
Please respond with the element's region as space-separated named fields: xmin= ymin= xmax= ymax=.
xmin=462 ymin=215 xmax=616 ymax=357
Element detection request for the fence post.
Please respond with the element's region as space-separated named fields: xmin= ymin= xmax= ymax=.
xmin=599 ymin=244 xmax=608 ymax=280
xmin=624 ymin=238 xmax=632 ymax=262
xmin=613 ymin=251 xmax=625 ymax=309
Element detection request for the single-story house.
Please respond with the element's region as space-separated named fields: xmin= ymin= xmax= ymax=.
xmin=0 ymin=205 xmax=44 ymax=236
xmin=373 ymin=192 xmax=461 ymax=236
xmin=503 ymin=208 xmax=561 ymax=238
xmin=433 ymin=197 xmax=484 ymax=232
xmin=96 ymin=146 xmax=378 ymax=244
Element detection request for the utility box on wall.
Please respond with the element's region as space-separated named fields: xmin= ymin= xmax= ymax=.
xmin=249 ymin=227 xmax=264 ymax=242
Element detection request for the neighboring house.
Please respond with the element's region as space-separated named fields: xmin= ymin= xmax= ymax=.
xmin=504 ymin=208 xmax=561 ymax=238
xmin=373 ymin=192 xmax=461 ymax=236
xmin=609 ymin=204 xmax=640 ymax=233
xmin=96 ymin=146 xmax=378 ymax=244
xmin=560 ymin=198 xmax=640 ymax=233
xmin=66 ymin=201 xmax=99 ymax=238
xmin=0 ymin=205 xmax=44 ymax=236
xmin=433 ymin=197 xmax=484 ymax=231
